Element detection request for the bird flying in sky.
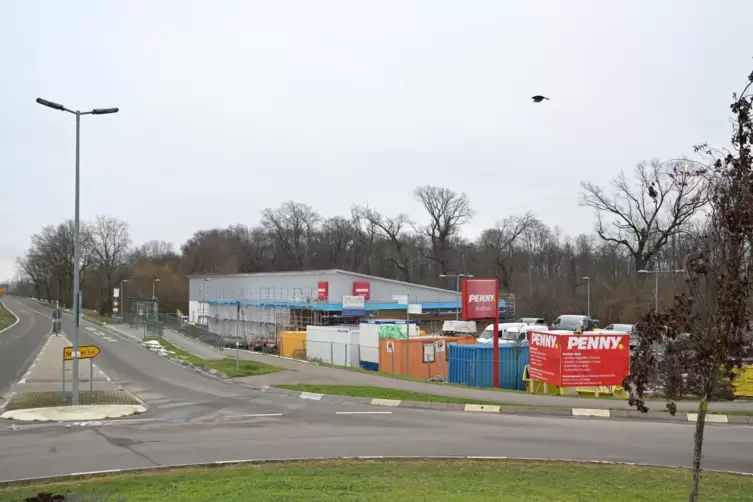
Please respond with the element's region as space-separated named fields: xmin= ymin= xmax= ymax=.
xmin=531 ymin=95 xmax=549 ymax=103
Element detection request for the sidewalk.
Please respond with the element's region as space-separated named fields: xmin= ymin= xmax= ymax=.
xmin=104 ymin=324 xmax=753 ymax=413
xmin=19 ymin=334 xmax=111 ymax=386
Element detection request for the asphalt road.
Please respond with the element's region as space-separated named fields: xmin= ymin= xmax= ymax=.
xmin=2 ymin=297 xmax=752 ymax=483
xmin=0 ymin=298 xmax=51 ymax=400
xmin=9 ymin=298 xmax=378 ymax=422
xmin=1 ymin=406 xmax=752 ymax=481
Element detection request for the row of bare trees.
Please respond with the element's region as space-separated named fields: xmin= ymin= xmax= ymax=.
xmin=11 ymin=165 xmax=709 ymax=323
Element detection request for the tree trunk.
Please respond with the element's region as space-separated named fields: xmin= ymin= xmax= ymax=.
xmin=689 ymin=373 xmax=716 ymax=502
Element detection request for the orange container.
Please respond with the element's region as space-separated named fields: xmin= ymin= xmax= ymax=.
xmin=379 ymin=336 xmax=476 ymax=380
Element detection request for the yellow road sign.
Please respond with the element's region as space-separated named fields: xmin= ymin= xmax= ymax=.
xmin=63 ymin=345 xmax=101 ymax=361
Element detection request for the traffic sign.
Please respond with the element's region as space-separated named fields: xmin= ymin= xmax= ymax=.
xmin=63 ymin=345 xmax=101 ymax=361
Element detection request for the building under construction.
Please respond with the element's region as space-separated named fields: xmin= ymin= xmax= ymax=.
xmin=187 ymin=269 xmax=516 ymax=343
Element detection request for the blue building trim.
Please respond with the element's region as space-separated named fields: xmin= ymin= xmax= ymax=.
xmin=207 ymin=299 xmax=507 ymax=312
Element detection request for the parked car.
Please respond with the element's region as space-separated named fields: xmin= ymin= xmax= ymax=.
xmin=604 ymin=323 xmax=635 ymax=333
xmin=549 ymin=314 xmax=596 ymax=332
xmin=478 ymin=323 xmax=526 ymax=344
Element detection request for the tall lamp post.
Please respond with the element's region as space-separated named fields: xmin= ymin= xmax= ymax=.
xmin=637 ymin=268 xmax=685 ymax=312
xmin=582 ymin=276 xmax=591 ymax=317
xmin=152 ymin=278 xmax=161 ymax=319
xmin=439 ymin=273 xmax=474 ymax=320
xmin=36 ymin=97 xmax=119 ymax=406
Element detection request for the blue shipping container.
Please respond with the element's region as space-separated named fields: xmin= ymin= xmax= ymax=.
xmin=448 ymin=344 xmax=529 ymax=390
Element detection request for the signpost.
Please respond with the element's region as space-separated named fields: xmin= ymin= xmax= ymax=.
xmin=62 ymin=344 xmax=101 ymax=398
xmin=461 ymin=278 xmax=500 ymax=387
xmin=342 ymin=295 xmax=365 ymax=317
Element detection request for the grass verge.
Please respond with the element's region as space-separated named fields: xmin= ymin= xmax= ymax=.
xmin=83 ymin=310 xmax=120 ymax=325
xmin=144 ymin=338 xmax=283 ymax=378
xmin=275 ymin=384 xmax=524 ymax=406
xmin=1 ymin=459 xmax=751 ymax=501
xmin=0 ymin=301 xmax=16 ymax=331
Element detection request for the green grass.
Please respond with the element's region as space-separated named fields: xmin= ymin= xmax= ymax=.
xmin=83 ymin=309 xmax=120 ymax=325
xmin=275 ymin=384 xmax=524 ymax=406
xmin=1 ymin=459 xmax=751 ymax=501
xmin=144 ymin=338 xmax=283 ymax=378
xmin=0 ymin=301 xmax=15 ymax=331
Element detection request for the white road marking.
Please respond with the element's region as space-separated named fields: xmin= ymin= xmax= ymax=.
xmin=371 ymin=398 xmax=401 ymax=407
xmin=572 ymin=408 xmax=611 ymax=418
xmin=299 ymin=392 xmax=324 ymax=401
xmin=336 ymin=411 xmax=393 ymax=415
xmin=464 ymin=404 xmax=501 ymax=413
xmin=0 ymin=301 xmax=20 ymax=334
xmin=226 ymin=413 xmax=283 ymax=418
xmin=687 ymin=413 xmax=729 ymax=423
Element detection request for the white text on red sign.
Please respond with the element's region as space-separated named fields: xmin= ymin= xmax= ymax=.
xmin=566 ymin=336 xmax=623 ymax=351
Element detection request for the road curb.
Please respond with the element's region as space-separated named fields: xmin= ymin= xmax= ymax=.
xmin=259 ymin=387 xmax=752 ymax=426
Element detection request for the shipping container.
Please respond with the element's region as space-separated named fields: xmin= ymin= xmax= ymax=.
xmin=379 ymin=336 xmax=476 ymax=380
xmin=448 ymin=344 xmax=529 ymax=390
xmin=306 ymin=326 xmax=360 ymax=367
xmin=280 ymin=331 xmax=307 ymax=359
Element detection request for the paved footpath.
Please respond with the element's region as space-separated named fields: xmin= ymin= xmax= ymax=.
xmin=101 ymin=323 xmax=753 ymax=413
xmin=16 ymin=333 xmax=112 ymax=389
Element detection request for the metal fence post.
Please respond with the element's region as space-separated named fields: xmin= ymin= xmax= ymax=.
xmin=61 ymin=359 xmax=66 ymax=401
xmin=90 ymin=358 xmax=94 ymax=393
xmin=330 ymin=341 xmax=334 ymax=366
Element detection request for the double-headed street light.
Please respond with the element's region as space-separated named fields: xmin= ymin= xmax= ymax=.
xmin=36 ymin=97 xmax=119 ymax=406
xmin=637 ymin=268 xmax=685 ymax=312
xmin=439 ymin=273 xmax=474 ymax=320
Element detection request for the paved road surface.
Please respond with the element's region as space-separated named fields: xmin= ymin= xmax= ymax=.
xmin=9 ymin=298 xmax=375 ymax=423
xmin=1 ymin=406 xmax=751 ymax=481
xmin=0 ymin=298 xmax=52 ymax=401
xmin=3 ymin=298 xmax=751 ymax=483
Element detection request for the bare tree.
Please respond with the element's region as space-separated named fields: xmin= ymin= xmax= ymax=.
xmin=413 ymin=185 xmax=474 ymax=274
xmin=479 ymin=212 xmax=536 ymax=290
xmin=352 ymin=205 xmax=415 ymax=281
xmin=261 ymin=201 xmax=320 ymax=270
xmin=91 ymin=216 xmax=131 ymax=314
xmin=581 ymin=159 xmax=708 ymax=271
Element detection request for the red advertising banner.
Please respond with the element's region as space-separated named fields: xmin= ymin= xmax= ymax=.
xmin=353 ymin=281 xmax=370 ymax=300
xmin=560 ymin=333 xmax=630 ymax=386
xmin=528 ymin=331 xmax=562 ymax=384
xmin=461 ymin=278 xmax=499 ymax=320
xmin=317 ymin=281 xmax=329 ymax=301
xmin=528 ymin=332 xmax=630 ymax=387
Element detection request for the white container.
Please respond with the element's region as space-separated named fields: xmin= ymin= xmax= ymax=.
xmin=306 ymin=326 xmax=360 ymax=367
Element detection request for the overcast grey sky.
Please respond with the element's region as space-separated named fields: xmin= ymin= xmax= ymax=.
xmin=2 ymin=1 xmax=751 ymax=280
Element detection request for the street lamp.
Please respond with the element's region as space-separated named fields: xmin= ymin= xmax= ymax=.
xmin=582 ymin=276 xmax=591 ymax=317
xmin=637 ymin=268 xmax=685 ymax=312
xmin=152 ymin=278 xmax=161 ymax=319
xmin=36 ymin=97 xmax=119 ymax=406
xmin=439 ymin=273 xmax=474 ymax=320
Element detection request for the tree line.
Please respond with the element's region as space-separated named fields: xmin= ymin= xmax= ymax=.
xmin=11 ymin=159 xmax=709 ymax=323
